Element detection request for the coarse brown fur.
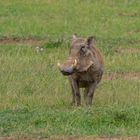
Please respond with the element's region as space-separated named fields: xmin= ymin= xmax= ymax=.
xmin=58 ymin=35 xmax=104 ymax=106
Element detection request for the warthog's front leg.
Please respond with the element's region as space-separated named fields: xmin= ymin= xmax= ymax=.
xmin=70 ymin=79 xmax=81 ymax=106
xmin=69 ymin=83 xmax=75 ymax=105
xmin=84 ymin=82 xmax=97 ymax=106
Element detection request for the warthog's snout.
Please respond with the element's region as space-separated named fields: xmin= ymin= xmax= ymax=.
xmin=57 ymin=59 xmax=77 ymax=75
xmin=59 ymin=66 xmax=74 ymax=75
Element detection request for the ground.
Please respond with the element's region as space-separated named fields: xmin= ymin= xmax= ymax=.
xmin=0 ymin=137 xmax=140 ymax=140
xmin=0 ymin=0 xmax=140 ymax=138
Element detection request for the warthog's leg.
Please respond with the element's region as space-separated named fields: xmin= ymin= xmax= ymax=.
xmin=71 ymin=80 xmax=81 ymax=106
xmin=84 ymin=82 xmax=97 ymax=105
xmin=69 ymin=78 xmax=76 ymax=105
xmin=84 ymin=87 xmax=89 ymax=104
xmin=70 ymin=83 xmax=75 ymax=105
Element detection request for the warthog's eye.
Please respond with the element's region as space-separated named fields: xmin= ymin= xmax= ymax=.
xmin=80 ymin=45 xmax=87 ymax=54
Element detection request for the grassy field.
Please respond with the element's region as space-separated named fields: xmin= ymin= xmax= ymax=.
xmin=0 ymin=0 xmax=140 ymax=138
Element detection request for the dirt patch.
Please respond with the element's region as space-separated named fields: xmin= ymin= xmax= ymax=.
xmin=115 ymin=48 xmax=140 ymax=54
xmin=0 ymin=137 xmax=31 ymax=140
xmin=118 ymin=12 xmax=137 ymax=17
xmin=103 ymin=72 xmax=140 ymax=81
xmin=51 ymin=136 xmax=140 ymax=140
xmin=0 ymin=36 xmax=47 ymax=46
xmin=0 ymin=137 xmax=140 ymax=140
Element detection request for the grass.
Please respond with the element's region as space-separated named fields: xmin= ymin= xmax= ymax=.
xmin=0 ymin=0 xmax=140 ymax=39
xmin=0 ymin=0 xmax=140 ymax=138
xmin=0 ymin=44 xmax=140 ymax=137
xmin=1 ymin=107 xmax=140 ymax=138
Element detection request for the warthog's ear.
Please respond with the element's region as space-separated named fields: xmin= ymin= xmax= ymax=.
xmin=71 ymin=34 xmax=77 ymax=44
xmin=87 ymin=36 xmax=96 ymax=47
xmin=72 ymin=34 xmax=77 ymax=39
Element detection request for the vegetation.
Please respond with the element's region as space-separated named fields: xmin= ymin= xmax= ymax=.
xmin=0 ymin=0 xmax=140 ymax=138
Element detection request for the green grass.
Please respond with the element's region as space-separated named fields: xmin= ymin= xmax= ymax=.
xmin=0 ymin=0 xmax=140 ymax=39
xmin=0 ymin=0 xmax=140 ymax=138
xmin=1 ymin=107 xmax=140 ymax=138
xmin=0 ymin=44 xmax=140 ymax=137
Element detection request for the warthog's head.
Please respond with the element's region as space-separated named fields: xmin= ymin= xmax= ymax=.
xmin=58 ymin=35 xmax=96 ymax=76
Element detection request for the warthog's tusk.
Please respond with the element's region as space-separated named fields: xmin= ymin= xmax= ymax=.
xmin=73 ymin=59 xmax=77 ymax=67
xmin=57 ymin=62 xmax=61 ymax=67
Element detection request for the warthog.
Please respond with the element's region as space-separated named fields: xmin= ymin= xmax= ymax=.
xmin=58 ymin=35 xmax=104 ymax=106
